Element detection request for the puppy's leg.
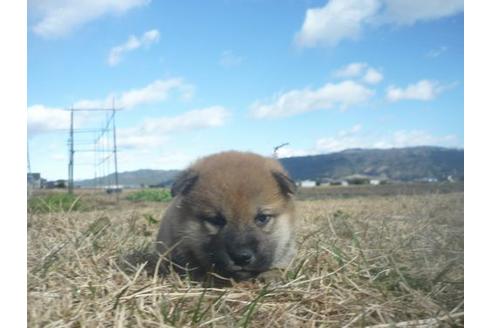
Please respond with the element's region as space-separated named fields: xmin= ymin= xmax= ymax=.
xmin=255 ymin=268 xmax=286 ymax=284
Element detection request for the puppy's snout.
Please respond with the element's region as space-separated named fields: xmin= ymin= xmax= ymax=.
xmin=229 ymin=248 xmax=255 ymax=266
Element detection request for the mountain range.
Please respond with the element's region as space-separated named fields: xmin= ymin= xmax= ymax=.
xmin=75 ymin=146 xmax=464 ymax=187
xmin=279 ymin=146 xmax=464 ymax=182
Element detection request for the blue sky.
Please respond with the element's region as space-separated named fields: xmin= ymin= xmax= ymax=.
xmin=27 ymin=0 xmax=464 ymax=180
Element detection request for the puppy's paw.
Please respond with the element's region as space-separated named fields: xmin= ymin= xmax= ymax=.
xmin=255 ymin=268 xmax=285 ymax=284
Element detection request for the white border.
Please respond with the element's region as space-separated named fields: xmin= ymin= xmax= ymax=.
xmin=0 ymin=0 xmax=27 ymax=326
xmin=465 ymin=1 xmax=491 ymax=326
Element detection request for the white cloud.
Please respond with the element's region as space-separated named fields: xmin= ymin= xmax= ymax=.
xmin=426 ymin=46 xmax=448 ymax=58
xmin=277 ymin=126 xmax=459 ymax=157
xmin=363 ymin=68 xmax=383 ymax=84
xmin=118 ymin=106 xmax=230 ymax=149
xmin=28 ymin=77 xmax=196 ymax=135
xmin=136 ymin=106 xmax=229 ymax=134
xmin=108 ymin=29 xmax=160 ymax=66
xmin=27 ymin=104 xmax=93 ymax=135
xmin=74 ymin=78 xmax=194 ymax=109
xmin=333 ymin=62 xmax=368 ymax=79
xmin=30 ymin=0 xmax=151 ymax=38
xmin=118 ymin=78 xmax=193 ymax=107
xmin=295 ymin=0 xmax=463 ymax=47
xmin=250 ymin=80 xmax=374 ymax=119
xmin=317 ymin=130 xmax=458 ymax=152
xmin=379 ymin=0 xmax=464 ymax=25
xmin=373 ymin=130 xmax=457 ymax=148
xmin=315 ymin=123 xmax=367 ymax=152
xmin=51 ymin=153 xmax=67 ymax=161
xmin=27 ymin=104 xmax=100 ymax=135
xmin=141 ymin=29 xmax=159 ymax=44
xmin=339 ymin=124 xmax=362 ymax=137
xmin=386 ymin=79 xmax=443 ymax=102
xmin=117 ymin=135 xmax=169 ymax=149
xmin=27 ymin=105 xmax=70 ymax=135
xmin=333 ymin=62 xmax=383 ymax=84
xmin=219 ymin=50 xmax=244 ymax=68
xmin=315 ymin=137 xmax=363 ymax=153
xmin=295 ymin=0 xmax=380 ymax=47
xmin=117 ymin=150 xmax=195 ymax=171
xmin=275 ymin=147 xmax=313 ymax=158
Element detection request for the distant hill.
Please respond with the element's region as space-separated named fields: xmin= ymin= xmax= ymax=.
xmin=75 ymin=147 xmax=463 ymax=187
xmin=279 ymin=146 xmax=464 ymax=182
xmin=75 ymin=169 xmax=180 ymax=187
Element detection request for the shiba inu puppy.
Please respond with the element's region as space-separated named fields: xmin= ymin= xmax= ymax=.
xmin=155 ymin=151 xmax=296 ymax=282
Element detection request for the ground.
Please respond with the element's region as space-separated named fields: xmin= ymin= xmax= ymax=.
xmin=27 ymin=183 xmax=464 ymax=327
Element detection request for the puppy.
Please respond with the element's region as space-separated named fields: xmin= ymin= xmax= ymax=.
xmin=155 ymin=151 xmax=296 ymax=282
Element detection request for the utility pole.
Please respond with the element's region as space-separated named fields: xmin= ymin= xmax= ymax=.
xmin=27 ymin=139 xmax=31 ymax=174
xmin=112 ymin=98 xmax=119 ymax=199
xmin=273 ymin=142 xmax=289 ymax=158
xmin=68 ymin=107 xmax=74 ymax=194
xmin=27 ymin=139 xmax=32 ymax=198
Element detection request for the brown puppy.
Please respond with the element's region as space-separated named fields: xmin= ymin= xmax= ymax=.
xmin=155 ymin=151 xmax=296 ymax=282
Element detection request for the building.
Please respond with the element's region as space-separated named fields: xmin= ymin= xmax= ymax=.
xmin=419 ymin=177 xmax=438 ymax=183
xmin=299 ymin=180 xmax=317 ymax=188
xmin=318 ymin=178 xmax=349 ymax=186
xmin=43 ymin=179 xmax=68 ymax=189
xmin=343 ymin=174 xmax=371 ymax=185
xmin=27 ymin=173 xmax=42 ymax=189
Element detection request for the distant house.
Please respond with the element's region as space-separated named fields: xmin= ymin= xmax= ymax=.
xmin=343 ymin=174 xmax=371 ymax=185
xmin=43 ymin=181 xmax=55 ymax=189
xmin=317 ymin=177 xmax=334 ymax=186
xmin=27 ymin=173 xmax=42 ymax=189
xmin=316 ymin=175 xmax=388 ymax=186
xmin=419 ymin=177 xmax=438 ymax=183
xmin=370 ymin=178 xmax=389 ymax=185
xmin=44 ymin=179 xmax=67 ymax=189
xmin=321 ymin=179 xmax=349 ymax=186
xmin=105 ymin=185 xmax=123 ymax=194
xmin=299 ymin=180 xmax=316 ymax=188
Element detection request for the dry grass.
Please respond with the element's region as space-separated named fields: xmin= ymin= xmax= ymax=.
xmin=27 ymin=188 xmax=463 ymax=327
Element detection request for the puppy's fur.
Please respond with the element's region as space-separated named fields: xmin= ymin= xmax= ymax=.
xmin=155 ymin=151 xmax=296 ymax=282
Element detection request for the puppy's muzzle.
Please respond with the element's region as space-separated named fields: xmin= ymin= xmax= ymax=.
xmin=228 ymin=248 xmax=255 ymax=266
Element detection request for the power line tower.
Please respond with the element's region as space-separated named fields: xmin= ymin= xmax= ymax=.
xmin=67 ymin=102 xmax=121 ymax=197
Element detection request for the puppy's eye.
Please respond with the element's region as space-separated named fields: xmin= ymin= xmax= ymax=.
xmin=255 ymin=214 xmax=272 ymax=226
xmin=203 ymin=216 xmax=226 ymax=227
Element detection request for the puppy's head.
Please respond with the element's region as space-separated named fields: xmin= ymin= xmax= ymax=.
xmin=171 ymin=151 xmax=296 ymax=280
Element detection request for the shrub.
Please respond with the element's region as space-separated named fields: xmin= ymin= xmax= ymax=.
xmin=28 ymin=193 xmax=84 ymax=213
xmin=126 ymin=189 xmax=172 ymax=202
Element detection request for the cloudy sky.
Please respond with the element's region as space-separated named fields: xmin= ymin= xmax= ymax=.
xmin=27 ymin=0 xmax=464 ymax=180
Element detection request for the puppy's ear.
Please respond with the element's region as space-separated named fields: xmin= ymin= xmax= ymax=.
xmin=171 ymin=170 xmax=199 ymax=197
xmin=272 ymin=171 xmax=296 ymax=197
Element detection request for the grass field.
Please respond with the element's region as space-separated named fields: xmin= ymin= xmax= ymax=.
xmin=27 ymin=184 xmax=464 ymax=327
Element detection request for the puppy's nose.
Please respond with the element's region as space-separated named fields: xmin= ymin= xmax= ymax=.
xmin=230 ymin=249 xmax=255 ymax=266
